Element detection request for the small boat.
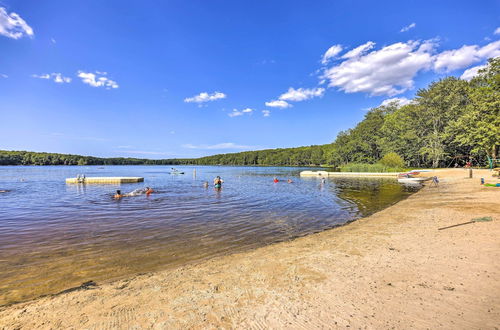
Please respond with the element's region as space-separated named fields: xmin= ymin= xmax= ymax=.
xmin=397 ymin=177 xmax=428 ymax=184
xmin=169 ymin=168 xmax=185 ymax=175
xmin=397 ymin=172 xmax=430 ymax=184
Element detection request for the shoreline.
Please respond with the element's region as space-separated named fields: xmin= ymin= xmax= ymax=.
xmin=1 ymin=169 xmax=499 ymax=328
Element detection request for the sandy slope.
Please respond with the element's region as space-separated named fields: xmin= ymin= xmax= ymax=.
xmin=1 ymin=169 xmax=499 ymax=329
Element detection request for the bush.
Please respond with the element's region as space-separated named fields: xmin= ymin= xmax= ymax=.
xmin=379 ymin=152 xmax=405 ymax=168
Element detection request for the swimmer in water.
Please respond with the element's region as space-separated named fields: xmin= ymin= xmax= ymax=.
xmin=287 ymin=179 xmax=293 ymax=183
xmin=213 ymin=176 xmax=223 ymax=189
xmin=203 ymin=181 xmax=209 ymax=188
xmin=321 ymin=177 xmax=326 ymax=184
xmin=273 ymin=177 xmax=279 ymax=183
xmin=145 ymin=187 xmax=153 ymax=196
xmin=114 ymin=190 xmax=124 ymax=199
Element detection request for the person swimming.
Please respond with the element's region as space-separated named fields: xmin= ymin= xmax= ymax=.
xmin=213 ymin=176 xmax=223 ymax=189
xmin=203 ymin=181 xmax=209 ymax=188
xmin=114 ymin=187 xmax=153 ymax=199
xmin=287 ymin=179 xmax=293 ymax=183
xmin=273 ymin=177 xmax=279 ymax=183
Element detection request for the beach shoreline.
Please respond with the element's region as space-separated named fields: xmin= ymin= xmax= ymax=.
xmin=1 ymin=169 xmax=499 ymax=328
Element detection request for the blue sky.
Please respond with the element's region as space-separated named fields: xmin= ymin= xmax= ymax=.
xmin=1 ymin=0 xmax=499 ymax=158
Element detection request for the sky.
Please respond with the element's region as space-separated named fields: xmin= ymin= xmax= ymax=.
xmin=0 ymin=0 xmax=499 ymax=159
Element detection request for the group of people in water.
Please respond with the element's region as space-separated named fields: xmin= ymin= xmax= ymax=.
xmin=114 ymin=175 xmax=324 ymax=199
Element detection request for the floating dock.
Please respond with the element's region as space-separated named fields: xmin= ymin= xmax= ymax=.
xmin=300 ymin=170 xmax=400 ymax=177
xmin=65 ymin=177 xmax=144 ymax=184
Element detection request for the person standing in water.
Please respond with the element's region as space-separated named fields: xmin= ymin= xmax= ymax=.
xmin=213 ymin=176 xmax=223 ymax=189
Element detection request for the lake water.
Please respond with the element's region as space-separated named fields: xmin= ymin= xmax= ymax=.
xmin=0 ymin=165 xmax=418 ymax=305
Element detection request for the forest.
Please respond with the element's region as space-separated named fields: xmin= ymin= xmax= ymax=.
xmin=1 ymin=58 xmax=498 ymax=168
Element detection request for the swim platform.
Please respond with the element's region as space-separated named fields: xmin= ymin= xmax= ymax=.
xmin=65 ymin=177 xmax=144 ymax=184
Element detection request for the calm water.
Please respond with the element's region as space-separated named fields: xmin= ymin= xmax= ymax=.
xmin=0 ymin=165 xmax=418 ymax=305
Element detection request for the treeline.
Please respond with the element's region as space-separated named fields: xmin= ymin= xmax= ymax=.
xmin=0 ymin=150 xmax=191 ymax=166
xmin=1 ymin=58 xmax=498 ymax=168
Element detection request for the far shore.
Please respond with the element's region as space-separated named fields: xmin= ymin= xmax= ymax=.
xmin=1 ymin=169 xmax=499 ymax=328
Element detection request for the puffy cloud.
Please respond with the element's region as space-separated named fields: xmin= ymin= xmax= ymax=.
xmin=228 ymin=108 xmax=253 ymax=117
xmin=262 ymin=110 xmax=271 ymax=117
xmin=460 ymin=64 xmax=487 ymax=81
xmin=265 ymin=100 xmax=292 ymax=108
xmin=433 ymin=40 xmax=500 ymax=72
xmin=32 ymin=73 xmax=71 ymax=83
xmin=184 ymin=91 xmax=226 ymax=103
xmin=278 ymin=87 xmax=325 ymax=102
xmin=321 ymin=44 xmax=343 ymax=64
xmin=400 ymin=23 xmax=416 ymax=33
xmin=380 ymin=97 xmax=412 ymax=107
xmin=77 ymin=71 xmax=118 ymax=89
xmin=322 ymin=40 xmax=436 ymax=96
xmin=494 ymin=27 xmax=500 ymax=35
xmin=0 ymin=7 xmax=33 ymax=39
xmin=341 ymin=41 xmax=376 ymax=59
xmin=183 ymin=142 xmax=255 ymax=150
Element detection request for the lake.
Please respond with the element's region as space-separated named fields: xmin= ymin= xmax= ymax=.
xmin=0 ymin=165 xmax=418 ymax=305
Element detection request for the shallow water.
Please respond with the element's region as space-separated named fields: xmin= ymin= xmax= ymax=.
xmin=0 ymin=165 xmax=418 ymax=305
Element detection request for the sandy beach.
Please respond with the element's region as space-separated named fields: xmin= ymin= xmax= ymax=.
xmin=0 ymin=169 xmax=499 ymax=329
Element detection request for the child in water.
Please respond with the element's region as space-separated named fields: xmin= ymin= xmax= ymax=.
xmin=213 ymin=176 xmax=223 ymax=189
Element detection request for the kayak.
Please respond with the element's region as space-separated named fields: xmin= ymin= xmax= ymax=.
xmin=397 ymin=177 xmax=430 ymax=184
xmin=169 ymin=171 xmax=185 ymax=175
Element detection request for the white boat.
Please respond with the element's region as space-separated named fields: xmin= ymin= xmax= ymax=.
xmin=397 ymin=177 xmax=428 ymax=184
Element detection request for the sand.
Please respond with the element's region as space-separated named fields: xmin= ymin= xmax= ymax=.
xmin=1 ymin=169 xmax=499 ymax=329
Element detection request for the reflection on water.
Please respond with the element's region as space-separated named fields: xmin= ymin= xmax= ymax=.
xmin=0 ymin=166 xmax=418 ymax=305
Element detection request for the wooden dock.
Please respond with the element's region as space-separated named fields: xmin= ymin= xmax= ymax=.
xmin=300 ymin=170 xmax=400 ymax=177
xmin=65 ymin=177 xmax=144 ymax=184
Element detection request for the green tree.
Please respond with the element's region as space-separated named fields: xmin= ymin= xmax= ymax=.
xmin=449 ymin=57 xmax=500 ymax=160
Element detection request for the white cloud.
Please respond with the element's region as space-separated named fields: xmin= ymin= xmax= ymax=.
xmin=380 ymin=97 xmax=412 ymax=107
xmin=494 ymin=27 xmax=500 ymax=35
xmin=400 ymin=23 xmax=416 ymax=33
xmin=322 ymin=40 xmax=436 ymax=96
xmin=341 ymin=41 xmax=376 ymax=59
xmin=32 ymin=74 xmax=50 ymax=79
xmin=262 ymin=110 xmax=271 ymax=117
xmin=0 ymin=7 xmax=33 ymax=39
xmin=77 ymin=71 xmax=118 ymax=89
xmin=433 ymin=40 xmax=500 ymax=72
xmin=278 ymin=87 xmax=325 ymax=102
xmin=51 ymin=38 xmax=56 ymax=44
xmin=1 ymin=73 xmax=8 ymax=78
xmin=184 ymin=91 xmax=226 ymax=103
xmin=460 ymin=64 xmax=487 ymax=81
xmin=265 ymin=100 xmax=292 ymax=108
xmin=32 ymin=73 xmax=71 ymax=83
xmin=228 ymin=108 xmax=253 ymax=117
xmin=183 ymin=142 xmax=255 ymax=150
xmin=321 ymin=44 xmax=343 ymax=64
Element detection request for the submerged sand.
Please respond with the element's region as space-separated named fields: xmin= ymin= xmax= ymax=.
xmin=1 ymin=169 xmax=499 ymax=329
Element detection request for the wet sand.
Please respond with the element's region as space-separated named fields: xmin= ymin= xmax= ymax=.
xmin=1 ymin=169 xmax=499 ymax=329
